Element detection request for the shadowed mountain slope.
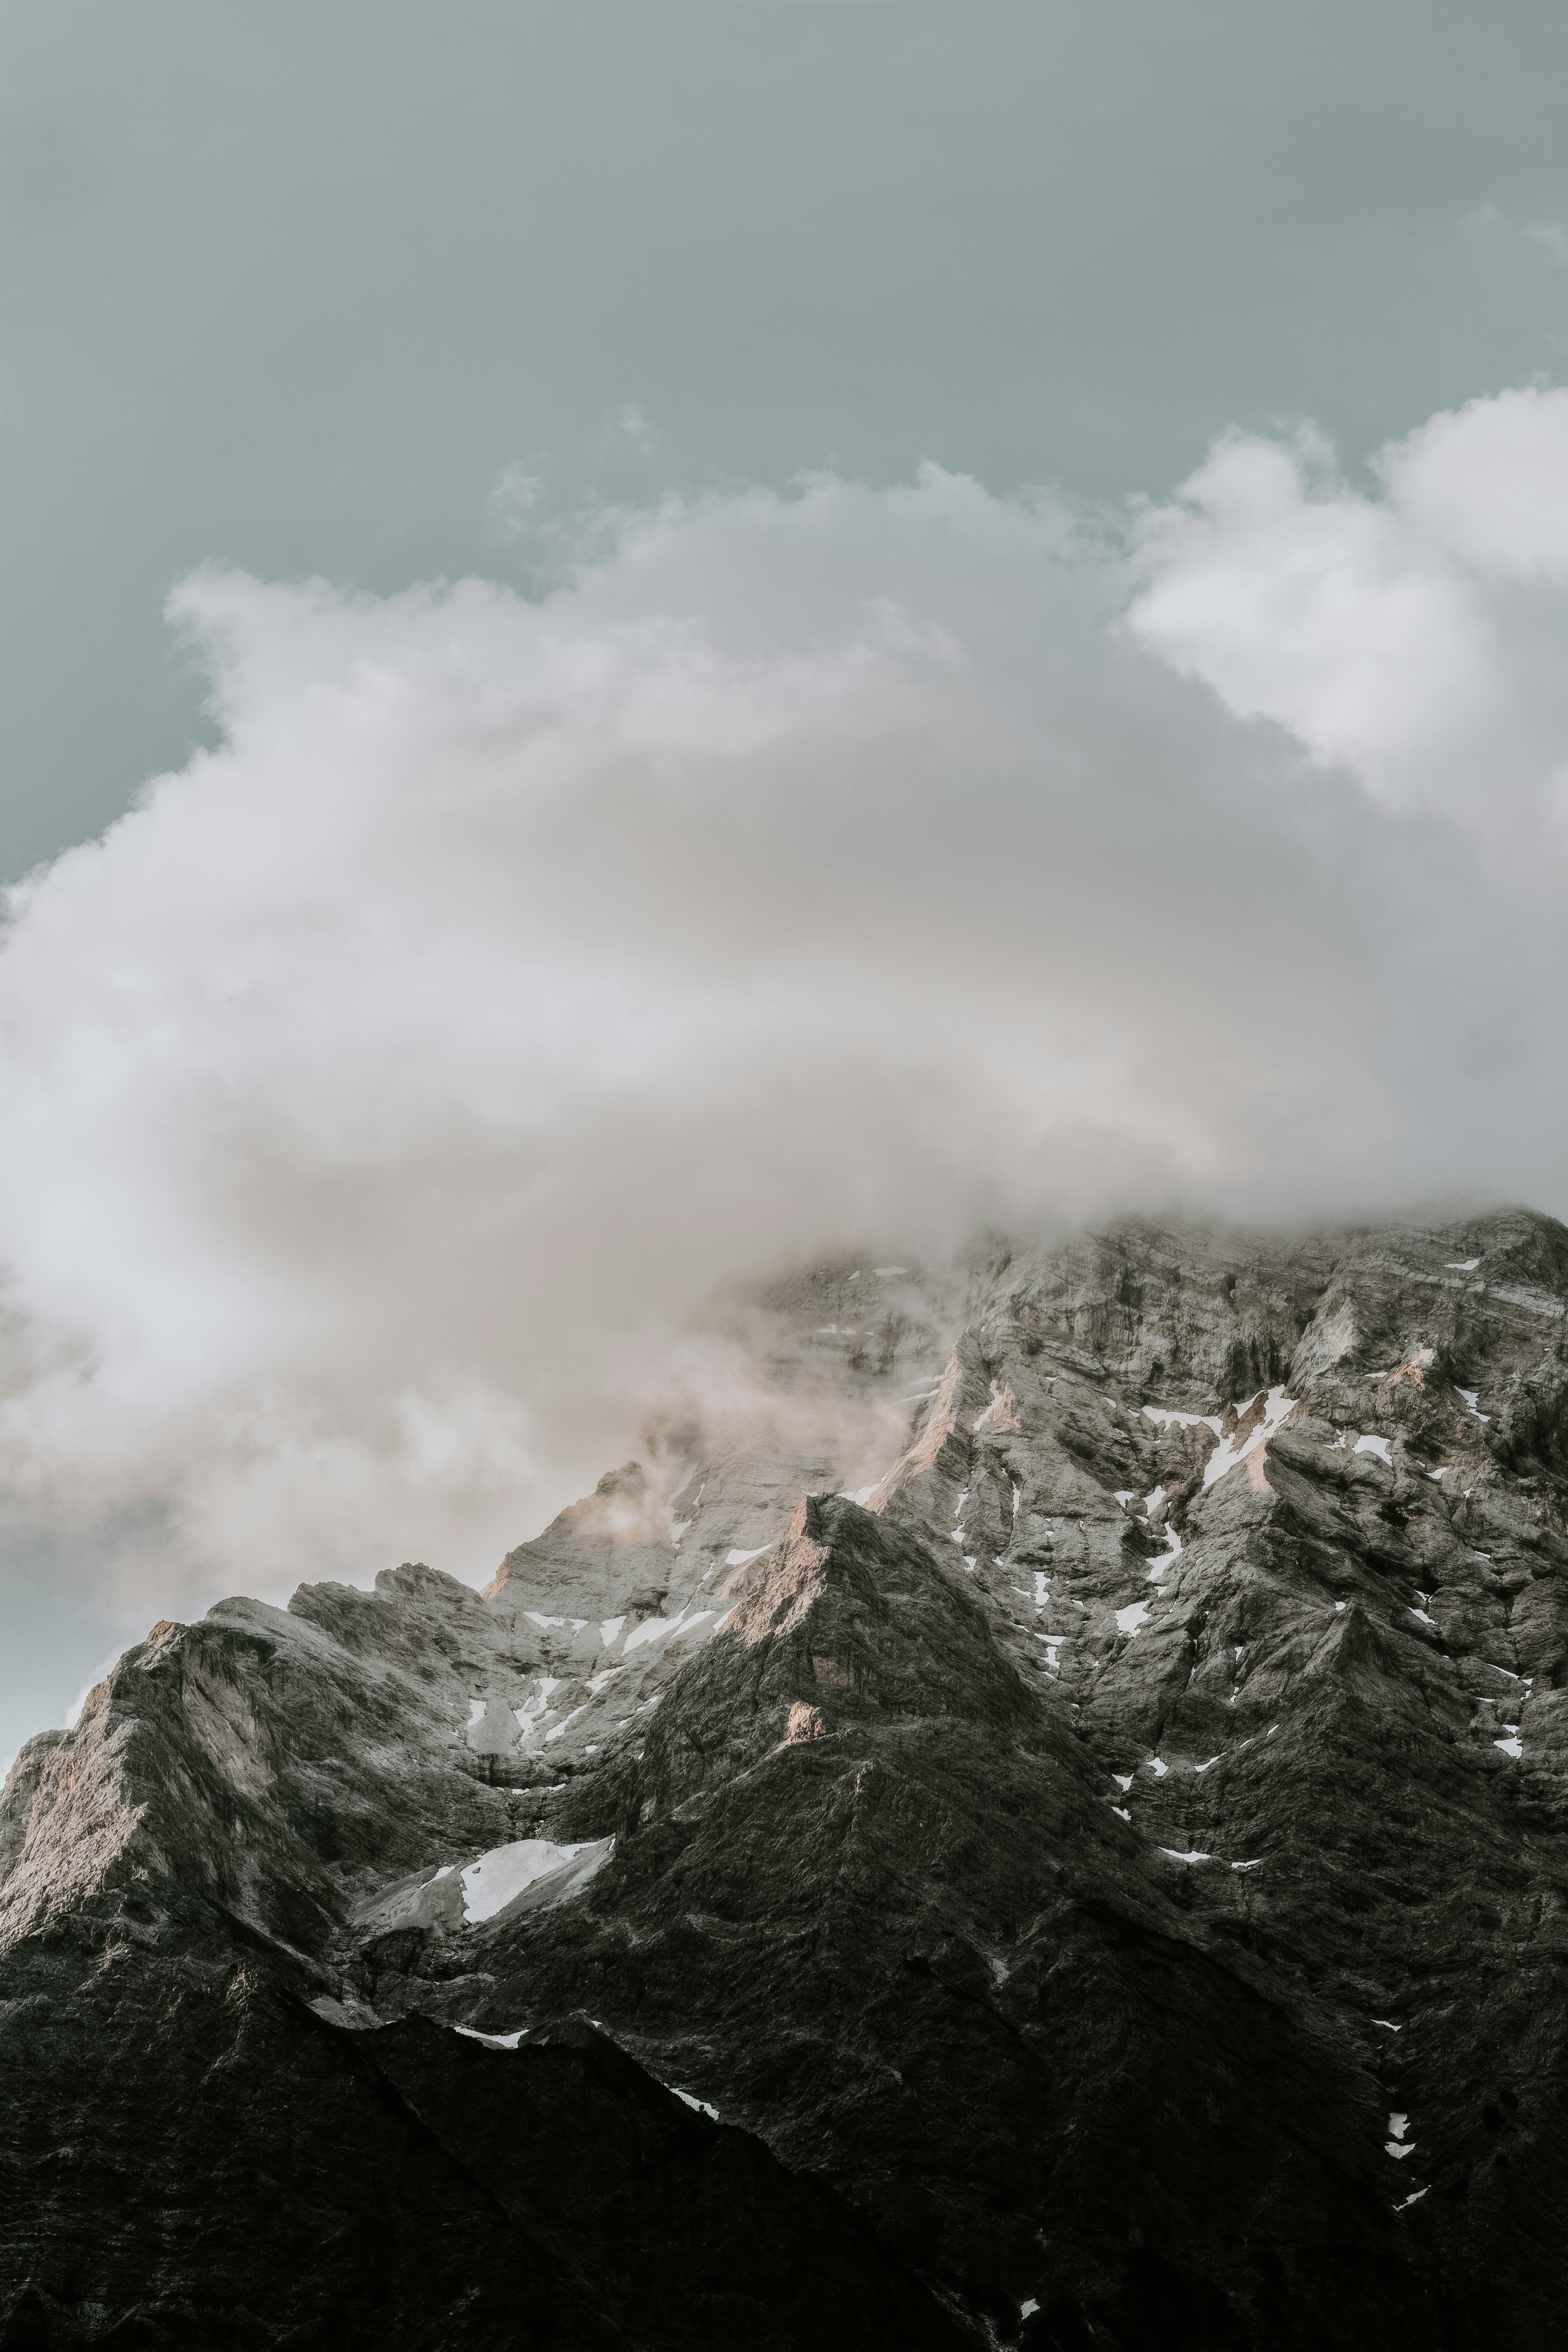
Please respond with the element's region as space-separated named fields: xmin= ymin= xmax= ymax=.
xmin=4 ymin=1207 xmax=1567 ymax=2346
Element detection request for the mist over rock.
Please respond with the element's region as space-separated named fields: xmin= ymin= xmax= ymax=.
xmin=3 ymin=1207 xmax=1567 ymax=2345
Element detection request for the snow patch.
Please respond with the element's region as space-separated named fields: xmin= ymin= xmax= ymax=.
xmin=514 ymin=1676 xmax=561 ymax=1733
xmin=1159 ymin=1848 xmax=1213 ymax=1865
xmin=623 ymin=1613 xmax=680 ymax=1654
xmin=1145 ymin=1522 xmax=1182 ymax=1580
xmin=1446 ymin=1258 xmax=1481 ymax=1271
xmin=1354 ymin=1434 xmax=1392 ymax=1463
xmin=973 ymin=1379 xmax=1009 ymax=1431
xmin=1116 ymin=1601 xmax=1152 ymax=1638
xmin=460 ymin=1836 xmax=613 ymax=1924
xmin=1202 ymin=1386 xmax=1297 ymax=1486
xmin=725 ymin=1544 xmax=772 ymax=1568
xmin=673 ymin=2088 xmax=721 ymax=2120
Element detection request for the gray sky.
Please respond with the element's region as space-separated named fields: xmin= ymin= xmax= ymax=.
xmin=6 ymin=0 xmax=1568 ymax=876
xmin=5 ymin=0 xmax=1568 ymax=1763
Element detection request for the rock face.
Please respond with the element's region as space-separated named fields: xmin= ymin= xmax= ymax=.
xmin=4 ymin=1208 xmax=1568 ymax=2345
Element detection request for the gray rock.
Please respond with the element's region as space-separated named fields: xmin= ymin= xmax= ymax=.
xmin=5 ymin=1204 xmax=1568 ymax=2345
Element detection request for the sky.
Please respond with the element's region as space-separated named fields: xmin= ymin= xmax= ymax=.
xmin=5 ymin=0 xmax=1568 ymax=1761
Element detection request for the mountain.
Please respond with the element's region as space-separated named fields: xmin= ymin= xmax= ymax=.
xmin=3 ymin=1206 xmax=1567 ymax=2347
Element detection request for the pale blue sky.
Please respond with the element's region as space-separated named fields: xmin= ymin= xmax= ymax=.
xmin=5 ymin=1 xmax=1568 ymax=876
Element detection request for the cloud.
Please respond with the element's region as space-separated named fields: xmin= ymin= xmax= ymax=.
xmin=0 ymin=417 xmax=1565 ymax=1629
xmin=1127 ymin=386 xmax=1568 ymax=844
xmin=489 ymin=462 xmax=544 ymax=539
xmin=1464 ymin=202 xmax=1568 ymax=272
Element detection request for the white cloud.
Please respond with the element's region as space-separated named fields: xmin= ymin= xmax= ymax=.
xmin=0 ymin=431 xmax=1564 ymax=1632
xmin=1127 ymin=386 xmax=1568 ymax=842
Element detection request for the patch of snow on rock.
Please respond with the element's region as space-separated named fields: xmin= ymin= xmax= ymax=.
xmin=460 ymin=1836 xmax=613 ymax=1925
xmin=1201 ymin=1386 xmax=1297 ymax=1487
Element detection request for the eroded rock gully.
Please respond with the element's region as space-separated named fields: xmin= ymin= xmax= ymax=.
xmin=4 ymin=1209 xmax=1568 ymax=2346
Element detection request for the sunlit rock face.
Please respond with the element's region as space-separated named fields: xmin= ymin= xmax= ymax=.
xmin=3 ymin=1207 xmax=1568 ymax=2347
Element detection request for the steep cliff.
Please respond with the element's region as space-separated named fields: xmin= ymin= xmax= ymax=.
xmin=4 ymin=1208 xmax=1567 ymax=2346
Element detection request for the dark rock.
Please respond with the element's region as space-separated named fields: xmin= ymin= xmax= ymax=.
xmin=6 ymin=1206 xmax=1568 ymax=2343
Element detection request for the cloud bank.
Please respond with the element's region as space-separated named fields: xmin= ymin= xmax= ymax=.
xmin=3 ymin=389 xmax=1568 ymax=1619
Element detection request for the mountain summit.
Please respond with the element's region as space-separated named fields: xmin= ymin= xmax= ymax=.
xmin=3 ymin=1207 xmax=1566 ymax=2347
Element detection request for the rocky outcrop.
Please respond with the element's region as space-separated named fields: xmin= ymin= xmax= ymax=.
xmin=4 ymin=1209 xmax=1568 ymax=2344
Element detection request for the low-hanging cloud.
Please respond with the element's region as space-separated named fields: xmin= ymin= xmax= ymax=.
xmin=1 ymin=399 xmax=1566 ymax=1625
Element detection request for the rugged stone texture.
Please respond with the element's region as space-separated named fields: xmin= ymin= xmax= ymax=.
xmin=4 ymin=1209 xmax=1568 ymax=2344
xmin=0 ymin=1907 xmax=960 ymax=2349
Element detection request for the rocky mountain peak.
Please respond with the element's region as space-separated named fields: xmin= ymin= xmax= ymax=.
xmin=3 ymin=1203 xmax=1566 ymax=2345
